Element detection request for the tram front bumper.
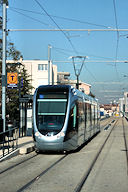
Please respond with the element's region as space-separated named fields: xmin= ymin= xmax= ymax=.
xmin=35 ymin=141 xmax=64 ymax=151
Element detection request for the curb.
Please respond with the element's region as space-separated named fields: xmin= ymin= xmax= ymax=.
xmin=19 ymin=144 xmax=35 ymax=155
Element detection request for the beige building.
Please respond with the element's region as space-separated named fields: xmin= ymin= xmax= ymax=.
xmin=79 ymin=82 xmax=91 ymax=95
xmin=7 ymin=59 xmax=57 ymax=95
xmin=57 ymin=72 xmax=91 ymax=95
xmin=22 ymin=60 xmax=57 ymax=94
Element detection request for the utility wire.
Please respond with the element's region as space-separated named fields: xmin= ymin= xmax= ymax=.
xmin=9 ymin=6 xmax=111 ymax=29
xmin=9 ymin=8 xmax=54 ymax=28
xmin=113 ymin=0 xmax=120 ymax=65
xmin=113 ymin=0 xmax=121 ymax=83
xmin=34 ymin=0 xmax=79 ymax=55
xmin=83 ymin=64 xmax=111 ymax=101
xmin=52 ymin=46 xmax=114 ymax=60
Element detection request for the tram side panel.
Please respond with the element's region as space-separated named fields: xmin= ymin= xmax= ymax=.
xmin=63 ymin=103 xmax=78 ymax=151
xmin=96 ymin=104 xmax=100 ymax=133
xmin=77 ymin=99 xmax=85 ymax=146
xmin=84 ymin=102 xmax=91 ymax=140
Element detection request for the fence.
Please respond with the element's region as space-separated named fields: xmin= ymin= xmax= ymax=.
xmin=0 ymin=126 xmax=19 ymax=160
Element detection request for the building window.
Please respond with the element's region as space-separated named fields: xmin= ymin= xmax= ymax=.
xmin=38 ymin=64 xmax=48 ymax=71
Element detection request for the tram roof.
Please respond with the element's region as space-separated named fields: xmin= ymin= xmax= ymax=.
xmin=37 ymin=85 xmax=98 ymax=104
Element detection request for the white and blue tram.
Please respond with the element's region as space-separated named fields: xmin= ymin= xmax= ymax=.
xmin=33 ymin=85 xmax=100 ymax=152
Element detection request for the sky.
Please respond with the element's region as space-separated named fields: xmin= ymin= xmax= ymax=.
xmin=2 ymin=0 xmax=128 ymax=104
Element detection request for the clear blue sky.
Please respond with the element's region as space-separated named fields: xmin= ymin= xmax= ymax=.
xmin=5 ymin=0 xmax=128 ymax=103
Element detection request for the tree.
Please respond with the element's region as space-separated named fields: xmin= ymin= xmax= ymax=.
xmin=0 ymin=21 xmax=32 ymax=122
xmin=6 ymin=44 xmax=33 ymax=121
xmin=0 ymin=41 xmax=33 ymax=121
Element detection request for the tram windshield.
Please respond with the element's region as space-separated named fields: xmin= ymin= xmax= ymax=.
xmin=36 ymin=92 xmax=68 ymax=135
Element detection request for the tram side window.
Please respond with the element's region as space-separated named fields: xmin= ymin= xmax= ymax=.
xmin=67 ymin=105 xmax=77 ymax=132
xmin=85 ymin=103 xmax=87 ymax=122
xmin=90 ymin=104 xmax=92 ymax=123
xmin=95 ymin=106 xmax=98 ymax=122
xmin=91 ymin=105 xmax=95 ymax=126
xmin=94 ymin=105 xmax=95 ymax=124
xmin=78 ymin=101 xmax=84 ymax=123
xmin=86 ymin=103 xmax=91 ymax=122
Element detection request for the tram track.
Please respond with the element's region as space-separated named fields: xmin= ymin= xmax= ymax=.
xmin=1 ymin=117 xmax=126 ymax=192
xmin=0 ymin=152 xmax=68 ymax=192
xmin=122 ymin=118 xmax=128 ymax=175
xmin=73 ymin=118 xmax=118 ymax=192
xmin=17 ymin=119 xmax=114 ymax=192
xmin=17 ymin=117 xmax=127 ymax=192
xmin=17 ymin=154 xmax=67 ymax=192
xmin=100 ymin=117 xmax=115 ymax=131
xmin=0 ymin=153 xmax=38 ymax=175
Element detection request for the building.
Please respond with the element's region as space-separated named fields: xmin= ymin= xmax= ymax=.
xmin=7 ymin=59 xmax=57 ymax=95
xmin=57 ymin=71 xmax=91 ymax=95
xmin=100 ymin=104 xmax=119 ymax=117
xmin=123 ymin=92 xmax=128 ymax=112
xmin=118 ymin=92 xmax=128 ymax=116
xmin=119 ymin=98 xmax=125 ymax=115
xmin=7 ymin=60 xmax=91 ymax=95
xmin=23 ymin=60 xmax=58 ymax=94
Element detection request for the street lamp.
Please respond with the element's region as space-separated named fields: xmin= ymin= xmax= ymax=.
xmin=70 ymin=56 xmax=87 ymax=89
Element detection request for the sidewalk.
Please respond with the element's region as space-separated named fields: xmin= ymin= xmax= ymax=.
xmin=0 ymin=136 xmax=35 ymax=162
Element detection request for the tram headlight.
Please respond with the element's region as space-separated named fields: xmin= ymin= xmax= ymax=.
xmin=35 ymin=131 xmax=40 ymax=137
xmin=60 ymin=132 xmax=65 ymax=137
xmin=57 ymin=131 xmax=65 ymax=138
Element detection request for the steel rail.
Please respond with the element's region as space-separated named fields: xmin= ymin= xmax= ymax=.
xmin=0 ymin=153 xmax=38 ymax=175
xmin=74 ymin=119 xmax=118 ymax=192
xmin=17 ymin=154 xmax=67 ymax=192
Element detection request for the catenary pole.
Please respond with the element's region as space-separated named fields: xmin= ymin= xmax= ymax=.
xmin=48 ymin=45 xmax=51 ymax=85
xmin=71 ymin=56 xmax=86 ymax=90
xmin=2 ymin=1 xmax=7 ymax=132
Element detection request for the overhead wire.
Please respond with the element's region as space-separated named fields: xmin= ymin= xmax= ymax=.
xmin=52 ymin=45 xmax=112 ymax=100
xmin=9 ymin=1 xmax=110 ymax=97
xmin=52 ymin=46 xmax=114 ymax=60
xmin=113 ymin=0 xmax=120 ymax=76
xmin=9 ymin=6 xmax=115 ymax=61
xmin=83 ymin=64 xmax=112 ymax=102
xmin=9 ymin=1 xmax=124 ymax=102
xmin=9 ymin=8 xmax=55 ymax=28
xmin=112 ymin=0 xmax=124 ymax=101
xmin=34 ymin=0 xmax=79 ymax=55
xmin=9 ymin=6 xmax=111 ymax=29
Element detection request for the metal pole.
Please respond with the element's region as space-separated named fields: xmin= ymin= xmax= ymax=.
xmin=71 ymin=56 xmax=86 ymax=90
xmin=2 ymin=2 xmax=7 ymax=132
xmin=76 ymin=75 xmax=79 ymax=90
xmin=48 ymin=45 xmax=51 ymax=85
xmin=8 ymin=29 xmax=128 ymax=32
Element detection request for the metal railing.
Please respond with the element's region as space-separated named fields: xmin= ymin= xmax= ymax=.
xmin=0 ymin=127 xmax=19 ymax=160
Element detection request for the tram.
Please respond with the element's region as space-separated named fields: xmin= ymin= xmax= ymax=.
xmin=32 ymin=85 xmax=100 ymax=152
